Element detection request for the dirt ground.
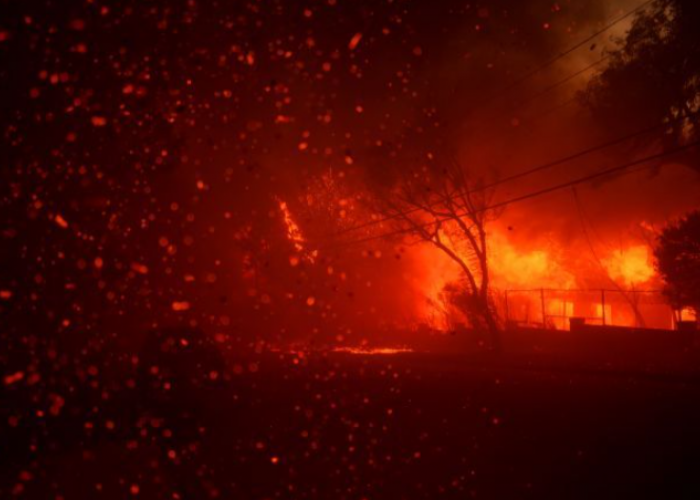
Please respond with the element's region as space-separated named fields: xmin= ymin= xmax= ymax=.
xmin=3 ymin=343 xmax=700 ymax=499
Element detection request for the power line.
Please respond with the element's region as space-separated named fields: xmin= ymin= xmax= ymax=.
xmin=482 ymin=0 xmax=653 ymax=106
xmin=329 ymin=110 xmax=693 ymax=238
xmin=454 ymin=1 xmax=650 ymax=146
xmin=512 ymin=55 xmax=608 ymax=112
xmin=326 ymin=1 xmax=659 ymax=239
xmin=467 ymin=54 xmax=609 ymax=154
xmin=318 ymin=0 xmax=658 ymax=242
xmin=324 ymin=140 xmax=699 ymax=249
xmin=439 ymin=0 xmax=653 ymax=145
xmin=484 ymin=1 xmax=652 ymax=137
xmin=478 ymin=114 xmax=692 ymax=191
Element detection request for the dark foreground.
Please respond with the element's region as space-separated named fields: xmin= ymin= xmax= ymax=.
xmin=3 ymin=342 xmax=700 ymax=499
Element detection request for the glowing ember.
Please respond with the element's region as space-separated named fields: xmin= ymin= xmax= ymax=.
xmin=54 ymin=214 xmax=69 ymax=229
xmin=332 ymin=346 xmax=414 ymax=355
xmin=348 ymin=32 xmax=363 ymax=50
xmin=171 ymin=301 xmax=191 ymax=312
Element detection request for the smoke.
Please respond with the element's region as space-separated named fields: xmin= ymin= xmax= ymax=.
xmin=2 ymin=0 xmax=697 ymax=347
xmin=324 ymin=0 xmax=700 ymax=330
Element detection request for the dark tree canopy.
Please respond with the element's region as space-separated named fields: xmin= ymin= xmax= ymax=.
xmin=580 ymin=0 xmax=700 ymax=164
xmin=654 ymin=210 xmax=700 ymax=313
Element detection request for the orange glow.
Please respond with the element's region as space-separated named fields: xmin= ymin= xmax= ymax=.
xmin=602 ymin=245 xmax=655 ymax=287
xmin=348 ymin=32 xmax=363 ymax=50
xmin=488 ymin=231 xmax=576 ymax=290
xmin=595 ymin=304 xmax=613 ymax=324
xmin=409 ymin=244 xmax=459 ymax=331
xmin=130 ymin=262 xmax=149 ymax=275
xmin=547 ymin=299 xmax=575 ymax=329
xmin=54 ymin=214 xmax=69 ymax=229
xmin=410 ymin=227 xmax=577 ymax=330
xmin=407 ymin=225 xmax=665 ymax=331
xmin=680 ymin=307 xmax=697 ymax=322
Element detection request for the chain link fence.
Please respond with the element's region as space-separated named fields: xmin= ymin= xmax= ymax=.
xmin=498 ymin=288 xmax=684 ymax=331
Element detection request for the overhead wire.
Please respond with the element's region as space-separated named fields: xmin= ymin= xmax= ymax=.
xmin=321 ymin=140 xmax=700 ymax=249
xmin=468 ymin=0 xmax=653 ymax=114
xmin=327 ymin=109 xmax=694 ymax=239
xmin=324 ymin=0 xmax=657 ymax=239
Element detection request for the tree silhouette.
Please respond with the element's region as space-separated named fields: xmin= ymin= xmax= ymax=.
xmin=654 ymin=210 xmax=700 ymax=316
xmin=580 ymin=0 xmax=700 ymax=169
xmin=366 ymin=150 xmax=503 ymax=351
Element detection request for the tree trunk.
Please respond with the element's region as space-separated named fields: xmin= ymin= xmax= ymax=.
xmin=482 ymin=298 xmax=502 ymax=353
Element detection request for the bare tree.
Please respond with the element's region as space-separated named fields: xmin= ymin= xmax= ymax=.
xmin=655 ymin=210 xmax=700 ymax=316
xmin=371 ymin=153 xmax=503 ymax=350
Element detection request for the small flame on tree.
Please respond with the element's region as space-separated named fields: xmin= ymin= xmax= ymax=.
xmin=278 ymin=198 xmax=316 ymax=263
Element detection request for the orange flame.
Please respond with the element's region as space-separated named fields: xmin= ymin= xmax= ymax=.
xmin=488 ymin=231 xmax=576 ymax=290
xmin=278 ymin=199 xmax=316 ymax=263
xmin=409 ymin=226 xmax=661 ymax=331
xmin=409 ymin=245 xmax=459 ymax=331
xmin=602 ymin=245 xmax=655 ymax=287
xmin=410 ymin=227 xmax=579 ymax=329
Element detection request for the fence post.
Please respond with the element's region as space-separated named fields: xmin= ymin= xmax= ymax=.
xmin=601 ymin=289 xmax=606 ymax=326
xmin=504 ymin=290 xmax=510 ymax=325
xmin=540 ymin=288 xmax=546 ymax=327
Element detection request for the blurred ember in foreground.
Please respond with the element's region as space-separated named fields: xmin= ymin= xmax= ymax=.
xmin=331 ymin=346 xmax=414 ymax=355
xmin=2 ymin=0 xmax=700 ymax=498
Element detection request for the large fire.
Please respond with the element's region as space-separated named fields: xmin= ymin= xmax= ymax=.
xmin=602 ymin=245 xmax=655 ymax=287
xmin=409 ymin=229 xmax=577 ymax=330
xmin=488 ymin=230 xmax=577 ymax=291
xmin=285 ymin=185 xmax=677 ymax=333
xmin=408 ymin=245 xmax=456 ymax=331
xmin=410 ymin=226 xmax=666 ymax=332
